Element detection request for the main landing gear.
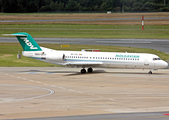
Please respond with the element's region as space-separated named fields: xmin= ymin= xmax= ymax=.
xmin=81 ymin=69 xmax=86 ymax=74
xmin=87 ymin=67 xmax=93 ymax=73
xmin=81 ymin=68 xmax=93 ymax=74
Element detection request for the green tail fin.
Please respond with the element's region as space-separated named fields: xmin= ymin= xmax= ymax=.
xmin=12 ymin=32 xmax=42 ymax=51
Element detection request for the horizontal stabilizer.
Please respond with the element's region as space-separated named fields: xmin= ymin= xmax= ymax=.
xmin=3 ymin=34 xmax=27 ymax=36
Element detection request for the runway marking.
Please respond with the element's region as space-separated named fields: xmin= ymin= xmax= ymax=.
xmin=36 ymin=81 xmax=41 ymax=83
xmin=68 ymin=89 xmax=76 ymax=92
xmin=5 ymin=73 xmax=118 ymax=102
xmin=58 ymin=87 xmax=66 ymax=90
xmin=0 ymin=84 xmax=54 ymax=103
xmin=51 ymin=85 xmax=59 ymax=87
xmin=29 ymin=80 xmax=34 ymax=82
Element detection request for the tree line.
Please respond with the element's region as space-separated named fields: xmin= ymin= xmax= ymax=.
xmin=0 ymin=0 xmax=169 ymax=13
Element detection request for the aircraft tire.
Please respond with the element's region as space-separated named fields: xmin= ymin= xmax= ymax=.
xmin=87 ymin=68 xmax=93 ymax=73
xmin=148 ymin=71 xmax=152 ymax=74
xmin=81 ymin=69 xmax=86 ymax=74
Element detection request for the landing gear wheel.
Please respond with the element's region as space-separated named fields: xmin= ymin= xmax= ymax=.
xmin=148 ymin=71 xmax=152 ymax=74
xmin=87 ymin=68 xmax=93 ymax=73
xmin=81 ymin=69 xmax=86 ymax=74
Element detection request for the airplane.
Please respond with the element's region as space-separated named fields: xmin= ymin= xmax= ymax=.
xmin=4 ymin=32 xmax=168 ymax=74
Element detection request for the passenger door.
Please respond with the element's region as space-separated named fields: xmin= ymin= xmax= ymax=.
xmin=144 ymin=58 xmax=149 ymax=66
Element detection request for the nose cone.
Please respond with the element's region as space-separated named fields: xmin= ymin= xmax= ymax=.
xmin=162 ymin=61 xmax=168 ymax=68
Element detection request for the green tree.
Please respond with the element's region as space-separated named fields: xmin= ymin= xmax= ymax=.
xmin=65 ymin=0 xmax=79 ymax=11
xmin=100 ymin=2 xmax=108 ymax=11
xmin=50 ymin=2 xmax=55 ymax=11
xmin=1 ymin=0 xmax=18 ymax=12
xmin=58 ymin=2 xmax=65 ymax=11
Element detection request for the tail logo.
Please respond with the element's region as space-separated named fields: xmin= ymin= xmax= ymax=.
xmin=21 ymin=37 xmax=38 ymax=49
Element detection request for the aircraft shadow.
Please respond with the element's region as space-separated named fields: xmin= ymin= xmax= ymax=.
xmin=20 ymin=70 xmax=168 ymax=76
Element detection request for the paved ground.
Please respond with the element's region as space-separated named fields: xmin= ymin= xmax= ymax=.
xmin=0 ymin=17 xmax=169 ymax=23
xmin=15 ymin=112 xmax=169 ymax=120
xmin=1 ymin=37 xmax=169 ymax=54
xmin=0 ymin=67 xmax=169 ymax=120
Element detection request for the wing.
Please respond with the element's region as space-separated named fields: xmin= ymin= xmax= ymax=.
xmin=63 ymin=61 xmax=103 ymax=68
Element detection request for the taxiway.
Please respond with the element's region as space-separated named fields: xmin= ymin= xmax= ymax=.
xmin=0 ymin=67 xmax=169 ymax=120
xmin=1 ymin=37 xmax=169 ymax=54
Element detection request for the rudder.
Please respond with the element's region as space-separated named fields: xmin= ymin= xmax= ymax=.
xmin=12 ymin=32 xmax=42 ymax=51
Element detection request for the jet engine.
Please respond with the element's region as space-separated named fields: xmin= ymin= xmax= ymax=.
xmin=45 ymin=53 xmax=65 ymax=61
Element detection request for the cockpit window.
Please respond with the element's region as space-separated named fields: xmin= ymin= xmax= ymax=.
xmin=153 ymin=58 xmax=161 ymax=60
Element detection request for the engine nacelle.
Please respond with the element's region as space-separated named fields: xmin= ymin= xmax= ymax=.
xmin=45 ymin=53 xmax=65 ymax=61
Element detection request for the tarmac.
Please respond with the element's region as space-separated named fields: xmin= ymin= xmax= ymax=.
xmin=0 ymin=67 xmax=169 ymax=119
xmin=1 ymin=37 xmax=169 ymax=55
xmin=0 ymin=17 xmax=169 ymax=23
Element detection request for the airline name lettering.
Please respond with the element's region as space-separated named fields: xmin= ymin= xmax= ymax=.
xmin=22 ymin=37 xmax=38 ymax=49
xmin=116 ymin=54 xmax=140 ymax=58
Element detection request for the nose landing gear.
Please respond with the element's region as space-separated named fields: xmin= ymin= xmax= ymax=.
xmin=148 ymin=71 xmax=152 ymax=74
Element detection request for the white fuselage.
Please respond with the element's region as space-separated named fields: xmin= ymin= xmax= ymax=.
xmin=22 ymin=47 xmax=168 ymax=70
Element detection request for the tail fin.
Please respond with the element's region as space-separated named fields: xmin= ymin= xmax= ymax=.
xmin=12 ymin=32 xmax=42 ymax=51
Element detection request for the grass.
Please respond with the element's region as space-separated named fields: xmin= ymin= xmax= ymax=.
xmin=0 ymin=24 xmax=169 ymax=39
xmin=0 ymin=43 xmax=169 ymax=67
xmin=0 ymin=43 xmax=56 ymax=67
